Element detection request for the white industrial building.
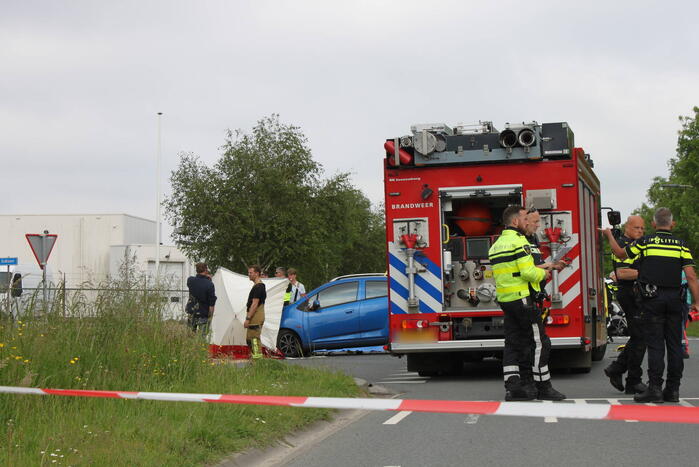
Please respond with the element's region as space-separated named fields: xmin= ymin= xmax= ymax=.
xmin=0 ymin=214 xmax=195 ymax=314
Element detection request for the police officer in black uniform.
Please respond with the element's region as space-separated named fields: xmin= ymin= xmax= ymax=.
xmin=603 ymin=215 xmax=648 ymax=394
xmin=603 ymin=208 xmax=699 ymax=403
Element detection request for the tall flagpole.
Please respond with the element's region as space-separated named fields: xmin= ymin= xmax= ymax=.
xmin=155 ymin=112 xmax=163 ymax=285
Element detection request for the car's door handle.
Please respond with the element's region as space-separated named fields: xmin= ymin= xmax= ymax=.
xmin=345 ymin=309 xmax=354 ymax=314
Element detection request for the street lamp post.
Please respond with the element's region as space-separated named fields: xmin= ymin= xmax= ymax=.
xmin=155 ymin=112 xmax=163 ymax=286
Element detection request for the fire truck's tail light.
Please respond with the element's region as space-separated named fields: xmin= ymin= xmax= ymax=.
xmin=547 ymin=314 xmax=570 ymax=325
xmin=401 ymin=319 xmax=430 ymax=329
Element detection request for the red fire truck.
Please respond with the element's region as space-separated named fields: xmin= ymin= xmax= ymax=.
xmin=383 ymin=121 xmax=607 ymax=374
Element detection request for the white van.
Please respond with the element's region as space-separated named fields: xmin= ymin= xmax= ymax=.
xmin=0 ymin=264 xmax=55 ymax=317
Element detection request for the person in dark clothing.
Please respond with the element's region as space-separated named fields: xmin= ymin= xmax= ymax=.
xmin=603 ymin=208 xmax=699 ymax=403
xmin=604 ymin=215 xmax=648 ymax=394
xmin=245 ymin=264 xmax=267 ymax=359
xmin=186 ymin=263 xmax=217 ymax=335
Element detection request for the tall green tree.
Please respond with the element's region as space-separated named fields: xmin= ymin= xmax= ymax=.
xmin=634 ymin=106 xmax=699 ymax=254
xmin=165 ymin=115 xmax=386 ymax=288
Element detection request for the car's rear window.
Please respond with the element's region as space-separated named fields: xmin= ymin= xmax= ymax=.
xmin=365 ymin=280 xmax=387 ymax=299
xmin=318 ymin=282 xmax=359 ymax=308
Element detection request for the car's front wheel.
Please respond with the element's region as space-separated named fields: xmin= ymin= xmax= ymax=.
xmin=277 ymin=330 xmax=304 ymax=358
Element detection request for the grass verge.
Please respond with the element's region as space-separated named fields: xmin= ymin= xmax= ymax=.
xmin=0 ymin=289 xmax=358 ymax=466
xmin=686 ymin=321 xmax=699 ymax=337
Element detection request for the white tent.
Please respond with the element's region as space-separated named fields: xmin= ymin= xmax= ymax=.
xmin=209 ymin=267 xmax=288 ymax=357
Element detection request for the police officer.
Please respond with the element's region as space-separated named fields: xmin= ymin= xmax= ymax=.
xmin=603 ymin=208 xmax=699 ymax=402
xmin=523 ymin=208 xmax=566 ymax=400
xmin=276 ymin=267 xmax=293 ymax=306
xmin=489 ymin=205 xmax=561 ymax=401
xmin=603 ymin=215 xmax=648 ymax=394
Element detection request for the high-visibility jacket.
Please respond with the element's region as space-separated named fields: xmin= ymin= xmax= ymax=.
xmin=283 ymin=282 xmax=292 ymax=305
xmin=625 ymin=229 xmax=694 ymax=288
xmin=489 ymin=227 xmax=546 ymax=303
xmin=612 ymin=235 xmax=639 ymax=287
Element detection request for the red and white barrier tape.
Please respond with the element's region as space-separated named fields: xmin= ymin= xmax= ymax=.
xmin=1 ymin=385 xmax=698 ymax=424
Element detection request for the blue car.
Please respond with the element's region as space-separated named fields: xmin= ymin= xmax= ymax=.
xmin=276 ymin=275 xmax=388 ymax=357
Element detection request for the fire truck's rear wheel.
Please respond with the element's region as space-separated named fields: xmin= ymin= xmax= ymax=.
xmin=551 ymin=349 xmax=592 ymax=373
xmin=591 ymin=343 xmax=607 ymax=361
xmin=408 ymin=353 xmax=462 ymax=376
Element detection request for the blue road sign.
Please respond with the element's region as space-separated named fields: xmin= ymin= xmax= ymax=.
xmin=0 ymin=257 xmax=18 ymax=266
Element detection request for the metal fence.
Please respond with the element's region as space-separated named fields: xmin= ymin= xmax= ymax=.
xmin=1 ymin=285 xmax=189 ymax=320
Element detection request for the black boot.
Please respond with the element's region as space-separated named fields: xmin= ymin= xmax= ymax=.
xmin=505 ymin=376 xmax=535 ymax=401
xmin=662 ymin=388 xmax=680 ymax=403
xmin=520 ymin=375 xmax=538 ymax=400
xmin=536 ymin=381 xmax=566 ymax=401
xmin=604 ymin=366 xmax=624 ymax=392
xmin=624 ymin=382 xmax=648 ymax=395
xmin=634 ymin=386 xmax=663 ymax=403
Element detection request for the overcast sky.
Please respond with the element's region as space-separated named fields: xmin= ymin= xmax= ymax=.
xmin=2 ymin=0 xmax=698 ymax=242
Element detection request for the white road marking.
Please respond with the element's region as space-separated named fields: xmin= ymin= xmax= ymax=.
xmin=542 ymin=401 xmax=558 ymax=423
xmin=377 ymin=380 xmax=427 ymax=384
xmin=383 ymin=411 xmax=412 ymax=425
xmin=574 ymin=399 xmax=587 ymax=404
xmin=381 ymin=376 xmax=430 ymax=380
xmin=679 ymin=400 xmax=693 ymax=407
xmin=464 ymin=414 xmax=480 ymax=424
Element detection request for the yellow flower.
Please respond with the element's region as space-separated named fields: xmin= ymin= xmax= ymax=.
xmin=70 ymin=360 xmax=76 ymax=364
xmin=23 ymin=359 xmax=29 ymax=364
xmin=14 ymin=356 xmax=22 ymax=360
xmin=0 ymin=343 xmax=4 ymax=348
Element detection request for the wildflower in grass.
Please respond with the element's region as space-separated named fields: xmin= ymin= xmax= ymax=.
xmin=14 ymin=356 xmax=22 ymax=360
xmin=23 ymin=359 xmax=29 ymax=364
xmin=0 ymin=343 xmax=4 ymax=348
xmin=70 ymin=359 xmax=76 ymax=364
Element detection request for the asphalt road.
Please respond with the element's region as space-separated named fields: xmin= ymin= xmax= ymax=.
xmin=282 ymin=338 xmax=699 ymax=467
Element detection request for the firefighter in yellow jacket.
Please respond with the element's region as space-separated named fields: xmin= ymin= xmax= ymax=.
xmin=489 ymin=205 xmax=565 ymax=401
